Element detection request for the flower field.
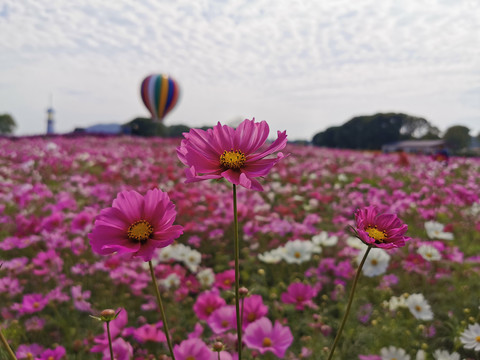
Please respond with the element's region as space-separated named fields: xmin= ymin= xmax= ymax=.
xmin=1 ymin=134 xmax=480 ymax=360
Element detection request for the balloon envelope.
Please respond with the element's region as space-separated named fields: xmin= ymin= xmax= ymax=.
xmin=140 ymin=74 xmax=180 ymax=121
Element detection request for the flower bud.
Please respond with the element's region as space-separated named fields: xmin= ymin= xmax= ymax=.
xmin=212 ymin=341 xmax=225 ymax=352
xmin=239 ymin=287 xmax=249 ymax=297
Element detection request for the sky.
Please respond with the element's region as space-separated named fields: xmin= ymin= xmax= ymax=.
xmin=0 ymin=0 xmax=479 ymax=141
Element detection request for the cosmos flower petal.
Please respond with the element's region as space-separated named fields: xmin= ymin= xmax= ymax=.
xmin=247 ymin=131 xmax=288 ymax=162
xmin=95 ymin=207 xmax=130 ymax=230
xmin=235 ymin=119 xmax=270 ymax=153
xmin=112 ymin=190 xmax=144 ymax=222
xmin=245 ymin=156 xmax=284 ymax=177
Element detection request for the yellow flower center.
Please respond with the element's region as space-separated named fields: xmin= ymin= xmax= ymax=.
xmin=220 ymin=150 xmax=246 ymax=170
xmin=221 ymin=320 xmax=229 ymax=328
xmin=476 ymin=335 xmax=480 ymax=342
xmin=262 ymin=337 xmax=272 ymax=347
xmin=294 ymin=252 xmax=301 ymax=258
xmin=371 ymin=259 xmax=378 ymax=266
xmin=247 ymin=313 xmax=256 ymax=322
xmin=127 ymin=220 xmax=153 ymax=242
xmin=365 ymin=226 xmax=387 ymax=242
xmin=415 ymin=305 xmax=422 ymax=312
xmin=48 ymin=357 xmax=54 ymax=360
xmin=186 ymin=357 xmax=195 ymax=360
xmin=26 ymin=353 xmax=34 ymax=360
xmin=33 ymin=301 xmax=40 ymax=309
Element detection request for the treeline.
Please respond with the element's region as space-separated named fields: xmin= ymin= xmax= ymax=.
xmin=124 ymin=117 xmax=194 ymax=138
xmin=311 ymin=113 xmax=476 ymax=152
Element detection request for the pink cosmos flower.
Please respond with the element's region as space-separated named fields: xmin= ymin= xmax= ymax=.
xmin=354 ymin=206 xmax=410 ymax=249
xmin=243 ymin=317 xmax=293 ymax=358
xmin=177 ymin=118 xmax=287 ymax=191
xmin=193 ymin=290 xmax=227 ymax=321
xmin=173 ymin=338 xmax=212 ymax=360
xmin=207 ymin=305 xmax=237 ymax=334
xmin=89 ymin=188 xmax=183 ymax=261
xmin=215 ymin=269 xmax=235 ymax=290
xmin=16 ymin=344 xmax=44 ymax=359
xmin=132 ymin=323 xmax=167 ymax=343
xmin=71 ymin=285 xmax=93 ymax=313
xmin=280 ymin=282 xmax=318 ymax=310
xmin=102 ymin=338 xmax=133 ymax=360
xmin=24 ymin=316 xmax=46 ymax=331
xmin=16 ymin=293 xmax=49 ymax=315
xmin=241 ymin=294 xmax=269 ymax=329
xmin=37 ymin=345 xmax=66 ymax=360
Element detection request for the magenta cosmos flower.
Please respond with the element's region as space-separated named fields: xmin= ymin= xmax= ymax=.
xmin=89 ymin=189 xmax=183 ymax=262
xmin=244 ymin=317 xmax=293 ymax=358
xmin=354 ymin=206 xmax=410 ymax=249
xmin=280 ymin=282 xmax=318 ymax=310
xmin=173 ymin=338 xmax=212 ymax=360
xmin=177 ymin=118 xmax=287 ymax=191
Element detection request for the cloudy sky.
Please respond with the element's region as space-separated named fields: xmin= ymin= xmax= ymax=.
xmin=1 ymin=0 xmax=479 ymax=140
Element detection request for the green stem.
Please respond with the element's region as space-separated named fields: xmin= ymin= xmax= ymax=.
xmin=106 ymin=321 xmax=114 ymax=360
xmin=233 ymin=184 xmax=242 ymax=359
xmin=148 ymin=261 xmax=176 ymax=360
xmin=0 ymin=326 xmax=17 ymax=360
xmin=326 ymin=246 xmax=372 ymax=360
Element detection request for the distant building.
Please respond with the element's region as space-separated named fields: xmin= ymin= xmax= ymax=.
xmin=382 ymin=140 xmax=445 ymax=154
xmin=73 ymin=123 xmax=127 ymax=135
xmin=46 ymin=107 xmax=55 ymax=134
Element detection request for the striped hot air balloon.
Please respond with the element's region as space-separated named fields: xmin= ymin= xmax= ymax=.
xmin=140 ymin=74 xmax=180 ymax=121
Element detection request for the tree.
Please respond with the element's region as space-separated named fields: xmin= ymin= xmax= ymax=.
xmin=311 ymin=113 xmax=439 ymax=150
xmin=124 ymin=117 xmax=166 ymax=137
xmin=166 ymin=124 xmax=190 ymax=138
xmin=0 ymin=113 xmax=16 ymax=135
xmin=443 ymin=125 xmax=471 ymax=152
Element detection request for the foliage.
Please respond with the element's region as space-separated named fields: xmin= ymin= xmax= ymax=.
xmin=443 ymin=125 xmax=471 ymax=152
xmin=312 ymin=113 xmax=440 ymax=149
xmin=0 ymin=113 xmax=16 ymax=135
xmin=123 ymin=118 xmax=192 ymax=138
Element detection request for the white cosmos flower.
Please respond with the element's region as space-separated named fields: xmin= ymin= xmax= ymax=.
xmin=196 ymin=268 xmax=215 ymax=287
xmin=406 ymin=293 xmax=434 ymax=321
xmin=460 ymin=323 xmax=480 ymax=351
xmin=282 ymin=240 xmax=314 ymax=264
xmin=380 ymin=346 xmax=410 ymax=360
xmin=183 ymin=249 xmax=202 ymax=272
xmin=470 ymin=201 xmax=480 ymax=216
xmin=346 ymin=236 xmax=365 ymax=249
xmin=258 ymin=247 xmax=285 ymax=264
xmin=160 ymin=273 xmax=181 ymax=289
xmin=170 ymin=243 xmax=190 ymax=261
xmin=312 ymin=231 xmax=338 ymax=247
xmin=433 ymin=349 xmax=460 ymax=360
xmin=357 ymin=248 xmax=391 ymax=277
xmin=424 ymin=221 xmax=454 ymax=241
xmin=415 ymin=349 xmax=426 ymax=360
xmin=417 ymin=244 xmax=442 ymax=261
xmin=157 ymin=246 xmax=175 ymax=262
xmin=383 ymin=295 xmax=408 ymax=312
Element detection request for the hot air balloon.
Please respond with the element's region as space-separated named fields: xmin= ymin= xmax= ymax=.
xmin=140 ymin=74 xmax=180 ymax=121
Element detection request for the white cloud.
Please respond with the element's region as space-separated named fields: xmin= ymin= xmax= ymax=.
xmin=0 ymin=0 xmax=479 ymax=139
